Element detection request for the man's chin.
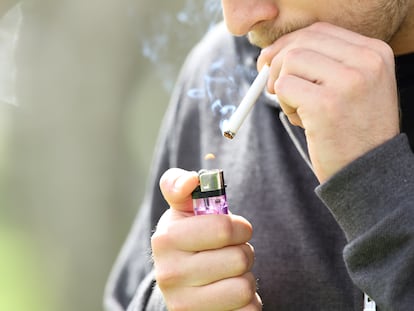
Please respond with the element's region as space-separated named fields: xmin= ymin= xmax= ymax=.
xmin=247 ymin=32 xmax=273 ymax=49
xmin=247 ymin=19 xmax=318 ymax=49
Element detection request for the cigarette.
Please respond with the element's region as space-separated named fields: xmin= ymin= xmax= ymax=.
xmin=223 ymin=64 xmax=270 ymax=139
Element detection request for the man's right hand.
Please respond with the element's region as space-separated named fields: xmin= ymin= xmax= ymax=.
xmin=151 ymin=168 xmax=262 ymax=310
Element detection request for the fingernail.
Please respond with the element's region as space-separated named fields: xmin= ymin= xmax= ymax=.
xmin=173 ymin=175 xmax=187 ymax=191
xmin=260 ymin=47 xmax=270 ymax=56
xmin=173 ymin=171 xmax=198 ymax=192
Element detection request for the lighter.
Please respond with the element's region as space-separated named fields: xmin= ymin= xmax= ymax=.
xmin=192 ymin=169 xmax=228 ymax=215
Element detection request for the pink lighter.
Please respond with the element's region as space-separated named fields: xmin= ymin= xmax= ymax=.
xmin=192 ymin=169 xmax=228 ymax=215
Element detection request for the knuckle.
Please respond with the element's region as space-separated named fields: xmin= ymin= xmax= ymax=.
xmin=216 ymin=217 xmax=234 ymax=245
xmin=341 ymin=66 xmax=365 ymax=90
xmin=237 ymin=273 xmax=257 ymax=306
xmin=260 ymin=46 xmax=276 ymax=61
xmin=167 ymin=297 xmax=191 ymax=311
xmin=232 ymin=247 xmax=252 ymax=275
xmin=154 ymin=264 xmax=182 ymax=289
xmin=369 ymin=38 xmax=394 ymax=61
xmin=365 ymin=50 xmax=385 ymax=74
xmin=317 ymin=89 xmax=346 ymax=122
xmin=232 ymin=248 xmax=250 ymax=275
xmin=382 ymin=44 xmax=395 ymax=65
xmin=357 ymin=45 xmax=388 ymax=77
xmin=150 ymin=230 xmax=170 ymax=255
xmin=284 ymin=48 xmax=305 ymax=63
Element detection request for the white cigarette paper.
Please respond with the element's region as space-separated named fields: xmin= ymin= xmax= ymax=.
xmin=223 ymin=64 xmax=270 ymax=139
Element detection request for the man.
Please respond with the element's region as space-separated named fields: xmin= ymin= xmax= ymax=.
xmin=105 ymin=1 xmax=414 ymax=310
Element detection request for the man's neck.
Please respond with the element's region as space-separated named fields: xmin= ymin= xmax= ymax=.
xmin=390 ymin=3 xmax=414 ymax=55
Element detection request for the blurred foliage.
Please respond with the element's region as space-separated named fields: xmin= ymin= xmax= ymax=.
xmin=1 ymin=0 xmax=220 ymax=310
xmin=0 ymin=226 xmax=57 ymax=311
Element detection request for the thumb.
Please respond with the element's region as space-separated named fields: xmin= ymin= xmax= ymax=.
xmin=159 ymin=168 xmax=199 ymax=213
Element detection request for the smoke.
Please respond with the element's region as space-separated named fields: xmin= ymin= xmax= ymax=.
xmin=137 ymin=0 xmax=257 ymax=133
xmin=139 ymin=0 xmax=223 ymax=92
xmin=188 ymin=58 xmax=255 ymax=134
xmin=176 ymin=0 xmax=222 ymax=29
xmin=0 ymin=3 xmax=22 ymax=106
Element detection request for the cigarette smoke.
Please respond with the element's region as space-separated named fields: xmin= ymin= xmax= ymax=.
xmin=188 ymin=57 xmax=258 ymax=134
xmin=139 ymin=0 xmax=223 ymax=92
xmin=139 ymin=0 xmax=258 ymax=134
xmin=0 ymin=4 xmax=22 ymax=106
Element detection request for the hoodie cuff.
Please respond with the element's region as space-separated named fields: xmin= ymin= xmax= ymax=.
xmin=315 ymin=134 xmax=414 ymax=241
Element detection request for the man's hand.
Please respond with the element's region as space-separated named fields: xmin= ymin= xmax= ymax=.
xmin=151 ymin=168 xmax=262 ymax=310
xmin=257 ymin=22 xmax=400 ymax=182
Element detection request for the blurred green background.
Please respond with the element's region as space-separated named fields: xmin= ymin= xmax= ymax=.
xmin=0 ymin=1 xmax=220 ymax=310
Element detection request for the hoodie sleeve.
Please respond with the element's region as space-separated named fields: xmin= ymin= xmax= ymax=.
xmin=316 ymin=134 xmax=414 ymax=310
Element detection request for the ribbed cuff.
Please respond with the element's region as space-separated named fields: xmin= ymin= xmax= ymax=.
xmin=316 ymin=134 xmax=414 ymax=242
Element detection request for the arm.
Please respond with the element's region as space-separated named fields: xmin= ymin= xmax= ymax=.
xmin=105 ymin=24 xmax=257 ymax=311
xmin=104 ymin=22 xmax=254 ymax=310
xmin=317 ymin=134 xmax=414 ymax=310
xmin=151 ymin=168 xmax=260 ymax=311
xmin=257 ymin=22 xmax=400 ymax=183
xmin=104 ymin=105 xmax=260 ymax=311
xmin=257 ymin=22 xmax=412 ymax=309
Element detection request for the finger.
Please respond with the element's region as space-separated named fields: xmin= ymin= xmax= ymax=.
xmin=187 ymin=243 xmax=255 ymax=286
xmin=265 ymin=35 xmax=364 ymax=92
xmin=198 ymin=272 xmax=258 ymax=311
xmin=259 ymin=22 xmax=380 ymax=66
xmin=159 ymin=168 xmax=199 ymax=213
xmin=275 ymin=74 xmax=321 ymax=128
xmin=279 ymin=48 xmax=345 ymax=86
xmin=166 ymin=272 xmax=258 ymax=311
xmin=306 ymin=23 xmax=395 ymax=67
xmin=152 ymin=214 xmax=253 ymax=252
xmin=305 ymin=22 xmax=388 ymax=53
xmin=236 ymin=293 xmax=263 ymax=311
xmin=155 ymin=243 xmax=255 ymax=289
xmin=278 ymin=99 xmax=303 ymax=128
xmin=259 ymin=24 xmax=393 ymax=93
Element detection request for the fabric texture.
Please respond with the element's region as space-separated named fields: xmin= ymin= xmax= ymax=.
xmin=105 ymin=23 xmax=414 ymax=311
